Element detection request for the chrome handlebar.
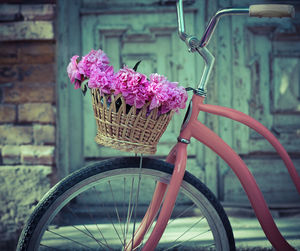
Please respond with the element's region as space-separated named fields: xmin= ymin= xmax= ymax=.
xmin=176 ymin=1 xmax=294 ymax=95
xmin=176 ymin=0 xmax=249 ymax=50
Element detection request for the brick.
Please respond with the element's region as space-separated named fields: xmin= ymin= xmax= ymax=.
xmin=0 ymin=104 xmax=16 ymax=123
xmin=19 ymin=42 xmax=55 ymax=64
xmin=0 ymin=21 xmax=54 ymax=41
xmin=0 ymin=42 xmax=19 ymax=64
xmin=0 ymin=4 xmax=20 ymax=22
xmin=21 ymin=4 xmax=55 ymax=21
xmin=0 ymin=125 xmax=33 ymax=145
xmin=0 ymin=64 xmax=55 ymax=84
xmin=0 ymin=4 xmax=19 ymax=15
xmin=3 ymin=83 xmax=55 ymax=104
xmin=2 ymin=145 xmax=21 ymax=165
xmin=34 ymin=124 xmax=55 ymax=145
xmin=18 ymin=103 xmax=55 ymax=124
xmin=0 ymin=65 xmax=18 ymax=84
xmin=21 ymin=145 xmax=54 ymax=165
xmin=0 ymin=41 xmax=55 ymax=65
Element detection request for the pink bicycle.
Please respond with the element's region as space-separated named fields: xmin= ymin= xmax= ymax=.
xmin=17 ymin=1 xmax=299 ymax=251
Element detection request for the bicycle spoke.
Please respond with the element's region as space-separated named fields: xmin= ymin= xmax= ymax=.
xmin=204 ymin=242 xmax=216 ymax=248
xmin=131 ymin=155 xmax=143 ymax=250
xmin=168 ymin=203 xmax=196 ymax=226
xmin=163 ymin=216 xmax=207 ymax=250
xmin=46 ymin=229 xmax=94 ymax=250
xmin=84 ymin=202 xmax=111 ymax=248
xmin=65 ymin=204 xmax=104 ymax=248
xmin=139 ymin=179 xmax=159 ymax=249
xmin=108 ymin=180 xmax=126 ymax=240
xmin=173 ymin=216 xmax=205 ymax=242
xmin=124 ymin=177 xmax=135 ymax=244
xmin=40 ymin=243 xmax=62 ymax=250
xmin=71 ymin=224 xmax=109 ymax=249
xmin=93 ymin=185 xmax=124 ymax=246
xmin=94 ymin=223 xmax=110 ymax=249
xmin=164 ymin=229 xmax=212 ymax=251
xmin=123 ymin=177 xmax=127 ymax=243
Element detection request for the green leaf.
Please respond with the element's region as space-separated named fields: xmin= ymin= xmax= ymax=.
xmin=81 ymin=79 xmax=89 ymax=96
xmin=185 ymin=87 xmax=196 ymax=92
xmin=133 ymin=60 xmax=142 ymax=72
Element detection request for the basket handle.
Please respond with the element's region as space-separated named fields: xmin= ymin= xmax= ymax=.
xmin=249 ymin=4 xmax=295 ymax=18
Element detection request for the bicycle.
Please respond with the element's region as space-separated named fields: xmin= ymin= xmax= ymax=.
xmin=17 ymin=1 xmax=299 ymax=251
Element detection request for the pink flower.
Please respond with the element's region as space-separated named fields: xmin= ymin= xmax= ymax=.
xmin=148 ymin=73 xmax=188 ymax=114
xmin=78 ymin=49 xmax=109 ymax=78
xmin=114 ymin=66 xmax=151 ymax=108
xmin=88 ymin=65 xmax=115 ymax=94
xmin=67 ymin=49 xmax=188 ymax=115
xmin=160 ymin=84 xmax=187 ymax=114
xmin=67 ymin=55 xmax=82 ymax=89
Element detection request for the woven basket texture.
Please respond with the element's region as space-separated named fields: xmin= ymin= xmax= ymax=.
xmin=91 ymin=89 xmax=174 ymax=154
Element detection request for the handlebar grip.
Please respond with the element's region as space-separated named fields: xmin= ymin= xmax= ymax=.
xmin=249 ymin=4 xmax=295 ymax=18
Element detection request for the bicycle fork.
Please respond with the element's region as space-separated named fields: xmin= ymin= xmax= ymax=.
xmin=124 ymin=143 xmax=187 ymax=251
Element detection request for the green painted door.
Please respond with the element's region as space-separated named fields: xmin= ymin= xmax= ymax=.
xmin=216 ymin=0 xmax=300 ymax=206
xmin=57 ymin=0 xmax=300 ymax=206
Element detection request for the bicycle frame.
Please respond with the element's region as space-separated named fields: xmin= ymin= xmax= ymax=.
xmin=127 ymin=94 xmax=300 ymax=251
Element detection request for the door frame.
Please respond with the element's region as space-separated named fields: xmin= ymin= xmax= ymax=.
xmin=56 ymin=0 xmax=83 ymax=179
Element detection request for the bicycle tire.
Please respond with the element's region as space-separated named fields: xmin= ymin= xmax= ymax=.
xmin=17 ymin=157 xmax=235 ymax=251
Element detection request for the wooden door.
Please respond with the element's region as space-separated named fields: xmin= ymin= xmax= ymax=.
xmin=215 ymin=0 xmax=300 ymax=206
xmin=57 ymin=0 xmax=300 ymax=206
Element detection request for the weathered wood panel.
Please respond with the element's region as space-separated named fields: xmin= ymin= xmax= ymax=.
xmin=219 ymin=0 xmax=300 ymax=204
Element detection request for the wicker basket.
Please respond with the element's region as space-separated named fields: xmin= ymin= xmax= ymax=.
xmin=91 ymin=89 xmax=174 ymax=154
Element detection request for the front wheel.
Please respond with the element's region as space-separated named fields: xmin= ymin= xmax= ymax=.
xmin=17 ymin=157 xmax=235 ymax=250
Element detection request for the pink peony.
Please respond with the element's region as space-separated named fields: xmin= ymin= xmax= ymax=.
xmin=88 ymin=65 xmax=115 ymax=94
xmin=160 ymin=84 xmax=188 ymax=114
xmin=148 ymin=73 xmax=188 ymax=114
xmin=67 ymin=55 xmax=82 ymax=89
xmin=78 ymin=49 xmax=109 ymax=78
xmin=67 ymin=49 xmax=188 ymax=114
xmin=114 ymin=66 xmax=151 ymax=109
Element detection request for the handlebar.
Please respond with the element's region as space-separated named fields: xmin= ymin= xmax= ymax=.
xmin=176 ymin=0 xmax=295 ymax=50
xmin=176 ymin=0 xmax=295 ymax=96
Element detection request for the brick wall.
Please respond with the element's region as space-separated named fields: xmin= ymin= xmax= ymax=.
xmin=0 ymin=2 xmax=56 ymax=250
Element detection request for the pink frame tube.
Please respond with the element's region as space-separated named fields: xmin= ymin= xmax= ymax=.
xmin=140 ymin=94 xmax=299 ymax=251
xmin=191 ymin=95 xmax=299 ymax=251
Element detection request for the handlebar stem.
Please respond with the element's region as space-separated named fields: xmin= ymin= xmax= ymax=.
xmin=196 ymin=47 xmax=215 ymax=95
